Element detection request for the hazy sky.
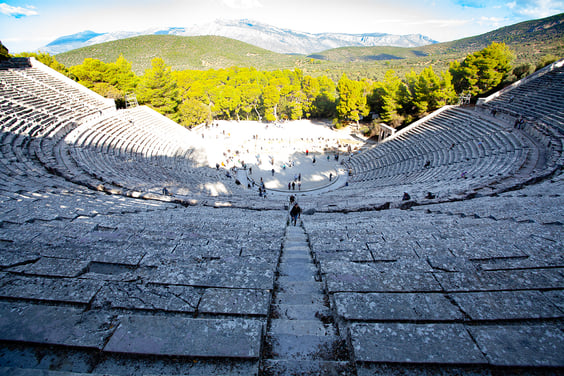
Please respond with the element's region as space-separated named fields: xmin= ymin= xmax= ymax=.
xmin=1 ymin=0 xmax=563 ymax=53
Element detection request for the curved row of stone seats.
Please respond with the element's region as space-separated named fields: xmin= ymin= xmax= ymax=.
xmin=337 ymin=106 xmax=538 ymax=203
xmin=0 ymin=59 xmax=114 ymax=123
xmin=478 ymin=59 xmax=564 ymax=132
xmin=62 ymin=106 xmax=237 ymax=199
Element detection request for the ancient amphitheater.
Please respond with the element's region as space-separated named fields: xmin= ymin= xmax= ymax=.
xmin=0 ymin=57 xmax=563 ymax=375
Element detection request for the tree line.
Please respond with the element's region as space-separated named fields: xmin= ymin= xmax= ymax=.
xmin=15 ymin=42 xmax=557 ymax=133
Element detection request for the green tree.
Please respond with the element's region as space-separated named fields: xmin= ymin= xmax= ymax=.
xmin=261 ymin=84 xmax=280 ymax=122
xmin=311 ymin=75 xmax=337 ymax=118
xmin=136 ymin=57 xmax=179 ymax=120
xmin=407 ymin=66 xmax=457 ymax=115
xmin=0 ymin=40 xmax=10 ymax=61
xmin=369 ymin=70 xmax=407 ymax=127
xmin=302 ymin=75 xmax=320 ymax=118
xmin=450 ymin=42 xmax=513 ymax=96
xmin=179 ymin=98 xmax=211 ymax=128
xmin=239 ymin=82 xmax=262 ymax=120
xmin=336 ymin=74 xmax=369 ymax=125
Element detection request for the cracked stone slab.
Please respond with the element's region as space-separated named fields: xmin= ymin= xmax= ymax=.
xmin=477 ymin=254 xmax=564 ymax=271
xmin=199 ymin=288 xmax=271 ymax=316
xmin=350 ymin=323 xmax=485 ymax=364
xmin=0 ymin=273 xmax=103 ymax=304
xmin=0 ymin=301 xmax=115 ymax=349
xmin=334 ymin=292 xmax=463 ymax=321
xmin=7 ymin=257 xmax=90 ymax=277
xmin=450 ymin=290 xmax=563 ymax=320
xmin=0 ymin=249 xmax=40 ymax=268
xmin=469 ymin=324 xmax=564 ymax=366
xmin=91 ymin=282 xmax=201 ymax=312
xmin=105 ymin=315 xmax=263 ymax=358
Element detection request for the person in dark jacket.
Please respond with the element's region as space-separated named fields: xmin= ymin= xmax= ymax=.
xmin=290 ymin=203 xmax=302 ymax=226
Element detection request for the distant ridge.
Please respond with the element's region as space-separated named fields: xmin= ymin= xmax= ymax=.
xmin=41 ymin=19 xmax=437 ymax=55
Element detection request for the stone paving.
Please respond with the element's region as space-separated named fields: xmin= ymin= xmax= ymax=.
xmin=304 ymin=181 xmax=564 ymax=374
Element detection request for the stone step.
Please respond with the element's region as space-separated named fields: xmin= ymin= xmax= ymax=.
xmin=266 ymin=333 xmax=342 ymax=361
xmin=277 ymin=274 xmax=318 ymax=283
xmin=269 ymin=319 xmax=336 ymax=337
xmin=284 ymin=241 xmax=309 ymax=250
xmin=280 ymin=254 xmax=311 ymax=263
xmin=273 ymin=303 xmax=331 ymax=320
xmin=274 ymin=291 xmax=326 ymax=306
xmin=261 ymin=359 xmax=355 ymax=375
xmin=278 ymin=280 xmax=324 ymax=295
xmin=278 ymin=262 xmax=317 ymax=276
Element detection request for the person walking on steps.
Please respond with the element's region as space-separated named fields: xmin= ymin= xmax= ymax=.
xmin=290 ymin=202 xmax=302 ymax=226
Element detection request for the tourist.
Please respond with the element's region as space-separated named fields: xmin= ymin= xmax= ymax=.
xmin=329 ymin=173 xmax=333 ymax=181
xmin=402 ymin=192 xmax=411 ymax=201
xmin=290 ymin=203 xmax=302 ymax=226
xmin=292 ymin=181 xmax=296 ymax=190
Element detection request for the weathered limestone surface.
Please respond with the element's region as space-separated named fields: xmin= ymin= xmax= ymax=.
xmin=105 ymin=315 xmax=264 ymax=358
xmin=350 ymin=323 xmax=486 ymax=364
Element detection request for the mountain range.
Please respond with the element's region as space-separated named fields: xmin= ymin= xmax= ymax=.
xmin=43 ymin=19 xmax=437 ymax=55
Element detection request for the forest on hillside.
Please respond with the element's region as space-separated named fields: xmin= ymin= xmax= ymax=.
xmin=16 ymin=42 xmax=559 ymax=134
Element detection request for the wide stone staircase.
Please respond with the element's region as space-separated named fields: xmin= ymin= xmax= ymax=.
xmin=261 ymin=222 xmax=354 ymax=375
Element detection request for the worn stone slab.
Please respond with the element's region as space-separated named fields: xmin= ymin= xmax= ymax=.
xmin=0 ymin=274 xmax=103 ymax=304
xmin=434 ymin=268 xmax=564 ymax=292
xmin=334 ymin=292 xmax=463 ymax=321
xmin=92 ymin=282 xmax=201 ymax=312
xmin=0 ymin=249 xmax=40 ymax=268
xmin=469 ymin=324 xmax=564 ymax=366
xmin=477 ymin=254 xmax=564 ymax=271
xmin=94 ymin=358 xmax=259 ymax=376
xmin=0 ymin=301 xmax=114 ymax=349
xmin=543 ymin=289 xmax=564 ymax=312
xmin=426 ymin=256 xmax=477 ymax=272
xmin=451 ymin=290 xmax=563 ymax=320
xmin=366 ymin=242 xmax=418 ymax=260
xmin=105 ymin=315 xmax=263 ymax=358
xmin=199 ymin=288 xmax=270 ymax=316
xmin=148 ymin=257 xmax=274 ymax=289
xmin=0 ymin=367 xmax=106 ymax=376
xmin=7 ymin=257 xmax=89 ymax=277
xmin=350 ymin=323 xmax=485 ymax=364
xmin=325 ymin=267 xmax=442 ymax=293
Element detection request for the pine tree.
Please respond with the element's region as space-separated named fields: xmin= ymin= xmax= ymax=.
xmin=136 ymin=58 xmax=179 ymax=120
